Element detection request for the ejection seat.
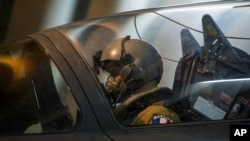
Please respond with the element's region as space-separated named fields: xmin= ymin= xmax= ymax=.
xmin=172 ymin=14 xmax=250 ymax=122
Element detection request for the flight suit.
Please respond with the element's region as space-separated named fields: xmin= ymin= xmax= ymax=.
xmin=131 ymin=103 xmax=180 ymax=125
xmin=114 ymin=85 xmax=181 ymax=125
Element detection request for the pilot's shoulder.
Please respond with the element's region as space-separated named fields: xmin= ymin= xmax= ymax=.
xmin=132 ymin=104 xmax=180 ymax=125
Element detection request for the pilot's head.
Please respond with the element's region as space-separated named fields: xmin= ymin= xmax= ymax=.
xmin=95 ymin=36 xmax=163 ymax=103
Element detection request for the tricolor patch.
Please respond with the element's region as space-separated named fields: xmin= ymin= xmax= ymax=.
xmin=152 ymin=114 xmax=173 ymax=124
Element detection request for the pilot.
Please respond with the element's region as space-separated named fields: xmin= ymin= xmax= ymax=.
xmin=93 ymin=36 xmax=180 ymax=125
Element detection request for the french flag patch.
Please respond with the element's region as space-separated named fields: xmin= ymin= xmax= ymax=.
xmin=152 ymin=114 xmax=173 ymax=124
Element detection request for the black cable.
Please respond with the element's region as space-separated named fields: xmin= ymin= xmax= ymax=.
xmin=134 ymin=15 xmax=142 ymax=40
xmin=133 ymin=13 xmax=180 ymax=63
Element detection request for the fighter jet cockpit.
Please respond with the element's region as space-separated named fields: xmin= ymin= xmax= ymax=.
xmin=75 ymin=6 xmax=250 ymax=124
xmin=0 ymin=2 xmax=250 ymax=135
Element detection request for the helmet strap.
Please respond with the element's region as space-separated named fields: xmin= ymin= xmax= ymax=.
xmin=120 ymin=36 xmax=134 ymax=65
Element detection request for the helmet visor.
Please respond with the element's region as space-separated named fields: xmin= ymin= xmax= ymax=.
xmin=100 ymin=60 xmax=121 ymax=77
